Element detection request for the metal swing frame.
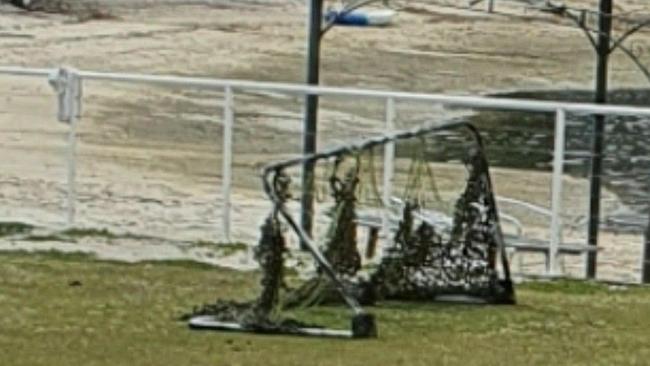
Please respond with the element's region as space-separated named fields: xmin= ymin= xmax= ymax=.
xmin=262 ymin=121 xmax=514 ymax=301
xmin=189 ymin=120 xmax=513 ymax=338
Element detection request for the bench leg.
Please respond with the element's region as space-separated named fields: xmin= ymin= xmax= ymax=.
xmin=365 ymin=227 xmax=379 ymax=260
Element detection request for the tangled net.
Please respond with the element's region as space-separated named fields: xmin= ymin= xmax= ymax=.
xmin=275 ymin=122 xmax=515 ymax=305
xmin=185 ymin=171 xmax=324 ymax=333
xmin=186 ymin=122 xmax=514 ymax=335
xmin=370 ymin=146 xmax=514 ymax=303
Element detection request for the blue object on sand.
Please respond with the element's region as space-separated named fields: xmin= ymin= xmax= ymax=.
xmin=325 ymin=10 xmax=369 ymax=26
xmin=325 ymin=9 xmax=396 ymax=26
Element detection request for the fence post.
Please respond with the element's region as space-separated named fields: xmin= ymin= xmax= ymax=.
xmin=66 ymin=72 xmax=82 ymax=228
xmin=641 ymin=216 xmax=650 ymax=284
xmin=221 ymin=86 xmax=234 ymax=242
xmin=66 ymin=77 xmax=76 ymax=228
xmin=382 ymin=97 xmax=395 ymax=239
xmin=48 ymin=68 xmax=82 ymax=228
xmin=486 ymin=0 xmax=494 ymax=13
xmin=549 ymin=108 xmax=566 ymax=276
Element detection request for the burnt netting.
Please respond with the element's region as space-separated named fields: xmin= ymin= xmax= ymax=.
xmin=186 ymin=121 xmax=514 ymax=339
xmin=371 ymin=141 xmax=514 ymax=303
xmin=186 ymin=155 xmax=377 ymax=338
xmin=274 ymin=121 xmax=515 ymax=305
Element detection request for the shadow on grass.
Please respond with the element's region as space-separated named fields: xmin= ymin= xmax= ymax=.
xmin=0 ymin=221 xmax=35 ymax=237
xmin=0 ymin=249 xmax=241 ymax=272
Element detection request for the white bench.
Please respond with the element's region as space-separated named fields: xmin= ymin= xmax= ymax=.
xmin=354 ymin=196 xmax=598 ymax=274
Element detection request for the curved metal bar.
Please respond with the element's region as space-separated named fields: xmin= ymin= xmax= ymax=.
xmin=262 ymin=121 xmax=471 ymax=174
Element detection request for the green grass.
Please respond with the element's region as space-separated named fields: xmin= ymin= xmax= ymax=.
xmin=0 ymin=223 xmax=154 ymax=243
xmin=190 ymin=241 xmax=249 ymax=257
xmin=1 ymin=251 xmax=650 ymax=366
xmin=59 ymin=228 xmax=150 ymax=241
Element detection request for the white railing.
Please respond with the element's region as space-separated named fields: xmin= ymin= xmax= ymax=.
xmin=3 ymin=66 xmax=650 ymax=278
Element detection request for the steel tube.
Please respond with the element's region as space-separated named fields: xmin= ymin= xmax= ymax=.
xmin=549 ymin=109 xmax=566 ymax=275
xmin=65 ymin=74 xmax=81 ymax=228
xmin=221 ymin=87 xmax=234 ymax=242
xmin=382 ymin=98 xmax=396 ymax=239
xmin=3 ymin=67 xmax=650 ymax=117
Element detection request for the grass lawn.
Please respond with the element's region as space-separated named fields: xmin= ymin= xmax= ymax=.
xmin=1 ymin=251 xmax=649 ymax=366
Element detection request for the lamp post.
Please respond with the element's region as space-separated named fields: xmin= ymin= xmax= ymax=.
xmin=301 ymin=0 xmax=324 ymax=243
xmin=586 ymin=0 xmax=613 ymax=278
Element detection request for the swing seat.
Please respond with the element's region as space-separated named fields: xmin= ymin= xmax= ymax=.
xmin=356 ymin=197 xmax=454 ymax=231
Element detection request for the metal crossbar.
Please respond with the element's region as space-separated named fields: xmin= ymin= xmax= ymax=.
xmin=2 ymin=65 xmax=650 ymax=281
xmin=3 ymin=67 xmax=650 ymax=116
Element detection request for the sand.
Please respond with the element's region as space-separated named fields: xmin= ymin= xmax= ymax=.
xmin=1 ymin=0 xmax=649 ymax=282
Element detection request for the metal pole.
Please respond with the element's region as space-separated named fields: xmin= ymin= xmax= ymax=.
xmin=643 ymin=213 xmax=650 ymax=283
xmin=300 ymin=0 xmax=324 ymax=244
xmin=586 ymin=0 xmax=613 ymax=278
xmin=549 ymin=108 xmax=566 ymax=275
xmin=222 ymin=86 xmax=234 ymax=242
xmin=486 ymin=0 xmax=494 ymax=13
xmin=382 ymin=98 xmax=396 ymax=239
xmin=65 ymin=73 xmax=81 ymax=228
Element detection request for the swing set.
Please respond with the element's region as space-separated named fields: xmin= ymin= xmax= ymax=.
xmin=187 ymin=121 xmax=515 ymax=339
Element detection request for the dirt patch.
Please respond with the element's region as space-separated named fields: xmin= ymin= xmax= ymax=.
xmin=1 ymin=0 xmax=649 ymax=282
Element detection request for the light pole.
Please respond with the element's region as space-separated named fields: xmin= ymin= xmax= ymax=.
xmin=586 ymin=0 xmax=613 ymax=278
xmin=301 ymin=0 xmax=324 ymax=244
xmin=301 ymin=0 xmax=390 ymax=241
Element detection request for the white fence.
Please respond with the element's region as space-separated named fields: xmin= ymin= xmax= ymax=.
xmin=2 ymin=66 xmax=650 ymax=279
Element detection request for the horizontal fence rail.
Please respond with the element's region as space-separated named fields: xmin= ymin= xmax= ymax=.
xmin=3 ymin=66 xmax=650 ymax=116
xmin=2 ymin=66 xmax=650 ymax=283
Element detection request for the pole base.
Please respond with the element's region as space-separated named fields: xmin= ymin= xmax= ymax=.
xmin=351 ymin=313 xmax=377 ymax=338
